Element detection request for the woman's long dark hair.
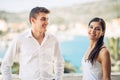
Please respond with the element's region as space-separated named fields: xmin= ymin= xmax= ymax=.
xmin=88 ymin=17 xmax=106 ymax=64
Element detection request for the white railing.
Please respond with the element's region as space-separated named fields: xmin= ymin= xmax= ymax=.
xmin=0 ymin=73 xmax=120 ymax=80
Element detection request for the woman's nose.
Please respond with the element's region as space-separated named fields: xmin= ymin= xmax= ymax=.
xmin=91 ymin=28 xmax=95 ymax=33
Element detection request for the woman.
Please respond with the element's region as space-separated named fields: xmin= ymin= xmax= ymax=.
xmin=82 ymin=17 xmax=111 ymax=80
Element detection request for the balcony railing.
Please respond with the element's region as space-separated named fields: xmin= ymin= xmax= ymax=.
xmin=0 ymin=73 xmax=120 ymax=80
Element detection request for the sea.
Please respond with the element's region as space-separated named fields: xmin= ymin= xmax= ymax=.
xmin=61 ymin=36 xmax=89 ymax=73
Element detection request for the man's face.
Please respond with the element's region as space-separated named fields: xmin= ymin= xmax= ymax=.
xmin=31 ymin=12 xmax=49 ymax=33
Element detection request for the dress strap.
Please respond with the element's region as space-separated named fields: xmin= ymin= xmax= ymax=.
xmin=100 ymin=46 xmax=106 ymax=51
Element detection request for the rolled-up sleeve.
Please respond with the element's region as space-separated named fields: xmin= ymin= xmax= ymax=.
xmin=54 ymin=40 xmax=64 ymax=80
xmin=1 ymin=38 xmax=20 ymax=80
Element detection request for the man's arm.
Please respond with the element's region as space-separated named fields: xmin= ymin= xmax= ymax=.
xmin=54 ymin=40 xmax=64 ymax=80
xmin=1 ymin=38 xmax=19 ymax=80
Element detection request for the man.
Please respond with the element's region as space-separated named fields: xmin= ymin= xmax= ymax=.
xmin=1 ymin=7 xmax=64 ymax=80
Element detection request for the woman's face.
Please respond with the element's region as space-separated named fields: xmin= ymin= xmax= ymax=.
xmin=88 ymin=21 xmax=104 ymax=41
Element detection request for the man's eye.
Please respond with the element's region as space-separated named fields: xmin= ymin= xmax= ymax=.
xmin=40 ymin=17 xmax=48 ymax=21
xmin=89 ymin=26 xmax=93 ymax=29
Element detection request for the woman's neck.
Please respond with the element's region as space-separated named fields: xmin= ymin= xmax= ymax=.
xmin=90 ymin=40 xmax=97 ymax=49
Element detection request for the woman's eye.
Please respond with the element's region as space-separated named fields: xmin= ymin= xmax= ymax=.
xmin=95 ymin=28 xmax=101 ymax=31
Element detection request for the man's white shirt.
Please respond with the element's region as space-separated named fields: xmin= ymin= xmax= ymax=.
xmin=1 ymin=29 xmax=64 ymax=80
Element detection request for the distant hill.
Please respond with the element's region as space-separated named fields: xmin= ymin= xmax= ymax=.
xmin=0 ymin=0 xmax=120 ymax=24
xmin=50 ymin=0 xmax=120 ymax=24
xmin=0 ymin=11 xmax=29 ymax=23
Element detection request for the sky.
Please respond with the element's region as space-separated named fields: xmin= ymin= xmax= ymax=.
xmin=0 ymin=0 xmax=97 ymax=12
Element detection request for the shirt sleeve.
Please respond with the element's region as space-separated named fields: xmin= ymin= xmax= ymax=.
xmin=54 ymin=40 xmax=64 ymax=80
xmin=1 ymin=38 xmax=20 ymax=80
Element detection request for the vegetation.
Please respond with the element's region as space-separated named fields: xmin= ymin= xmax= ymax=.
xmin=107 ymin=38 xmax=120 ymax=72
xmin=64 ymin=61 xmax=77 ymax=73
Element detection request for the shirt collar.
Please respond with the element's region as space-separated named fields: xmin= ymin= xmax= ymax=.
xmin=25 ymin=28 xmax=49 ymax=39
xmin=25 ymin=29 xmax=33 ymax=38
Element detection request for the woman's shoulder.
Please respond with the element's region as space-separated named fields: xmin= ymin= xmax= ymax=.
xmin=100 ymin=45 xmax=110 ymax=55
xmin=98 ymin=45 xmax=111 ymax=62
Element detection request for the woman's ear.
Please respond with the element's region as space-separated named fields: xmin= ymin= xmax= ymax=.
xmin=101 ymin=32 xmax=104 ymax=36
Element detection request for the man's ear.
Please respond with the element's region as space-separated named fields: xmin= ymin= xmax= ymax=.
xmin=31 ymin=17 xmax=35 ymax=23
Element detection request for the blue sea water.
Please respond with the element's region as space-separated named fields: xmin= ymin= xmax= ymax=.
xmin=0 ymin=49 xmax=6 ymax=58
xmin=0 ymin=36 xmax=89 ymax=73
xmin=61 ymin=36 xmax=89 ymax=73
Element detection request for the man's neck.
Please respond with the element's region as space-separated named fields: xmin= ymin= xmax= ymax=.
xmin=32 ymin=30 xmax=45 ymax=40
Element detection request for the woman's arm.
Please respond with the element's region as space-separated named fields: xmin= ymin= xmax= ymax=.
xmin=99 ymin=48 xmax=111 ymax=80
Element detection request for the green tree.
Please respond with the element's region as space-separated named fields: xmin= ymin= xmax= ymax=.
xmin=107 ymin=38 xmax=120 ymax=71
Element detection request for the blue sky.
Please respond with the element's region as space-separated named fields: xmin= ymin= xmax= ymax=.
xmin=0 ymin=0 xmax=97 ymax=12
